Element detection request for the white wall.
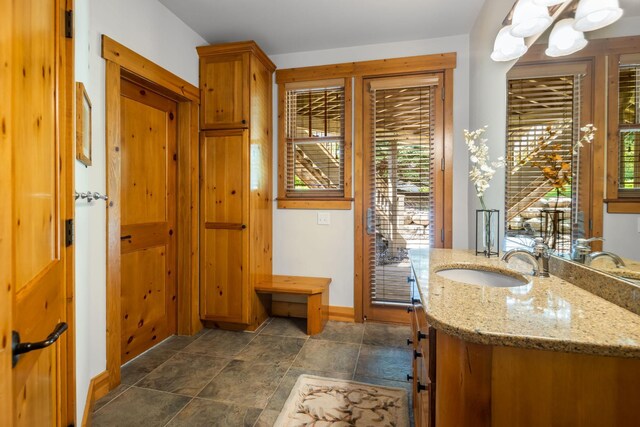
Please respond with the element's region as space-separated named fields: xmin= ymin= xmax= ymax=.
xmin=270 ymin=35 xmax=471 ymax=308
xmin=468 ymin=0 xmax=520 ymax=248
xmin=73 ymin=0 xmax=205 ymax=422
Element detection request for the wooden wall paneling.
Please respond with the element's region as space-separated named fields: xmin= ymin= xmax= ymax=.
xmin=105 ymin=60 xmax=122 ymax=388
xmin=607 ymin=54 xmax=621 ymax=202
xmin=431 ymin=73 xmax=445 ymax=250
xmin=0 ymin=0 xmax=12 ymax=423
xmin=353 ymin=77 xmax=364 ymax=323
xmin=591 ymin=56 xmax=606 ymax=248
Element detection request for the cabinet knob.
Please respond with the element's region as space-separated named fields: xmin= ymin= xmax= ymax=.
xmin=417 ymin=331 xmax=427 ymax=341
xmin=242 ymin=119 xmax=246 ymax=124
xmin=414 ymin=350 xmax=422 ymax=359
xmin=241 ymin=224 xmax=247 ymax=229
xmin=406 ymin=374 xmax=413 ymax=382
xmin=406 ymin=339 xmax=413 ymax=346
xmin=417 ymin=382 xmax=427 ymax=393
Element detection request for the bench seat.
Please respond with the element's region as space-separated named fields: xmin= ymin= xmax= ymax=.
xmin=255 ymin=275 xmax=331 ymax=335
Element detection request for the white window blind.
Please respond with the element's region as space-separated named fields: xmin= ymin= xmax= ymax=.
xmin=619 ymin=60 xmax=640 ymax=195
xmin=506 ymin=74 xmax=583 ymax=253
xmin=369 ymin=83 xmax=436 ymax=305
xmin=284 ymin=82 xmax=345 ymax=197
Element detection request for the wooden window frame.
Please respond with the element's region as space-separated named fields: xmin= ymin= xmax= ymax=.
xmin=607 ymin=52 xmax=640 ymax=213
xmin=276 ymin=77 xmax=353 ymax=209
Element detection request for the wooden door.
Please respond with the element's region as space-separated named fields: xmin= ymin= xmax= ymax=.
xmin=362 ymin=74 xmax=445 ymax=323
xmin=2 ymin=0 xmax=73 ymax=425
xmin=200 ymin=129 xmax=250 ymax=324
xmin=200 ymin=53 xmax=249 ymax=129
xmin=120 ymin=79 xmax=178 ymax=363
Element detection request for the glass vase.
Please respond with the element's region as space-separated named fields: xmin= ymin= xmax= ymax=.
xmin=476 ymin=209 xmax=500 ymax=257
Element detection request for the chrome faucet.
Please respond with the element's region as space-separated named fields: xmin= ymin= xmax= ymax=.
xmin=585 ymin=251 xmax=627 ymax=268
xmin=572 ymin=237 xmax=604 ymax=263
xmin=502 ymin=237 xmax=550 ymax=278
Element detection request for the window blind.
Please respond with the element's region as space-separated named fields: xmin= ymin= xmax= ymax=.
xmin=369 ymin=84 xmax=435 ymax=305
xmin=506 ymin=75 xmax=582 ymax=252
xmin=618 ymin=62 xmax=640 ymax=194
xmin=284 ymin=84 xmax=345 ymax=196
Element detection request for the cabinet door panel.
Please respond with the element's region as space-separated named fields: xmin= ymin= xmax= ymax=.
xmin=201 ymin=53 xmax=248 ymax=129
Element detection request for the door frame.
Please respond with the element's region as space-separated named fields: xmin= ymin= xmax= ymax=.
xmin=102 ymin=35 xmax=201 ymax=389
xmin=353 ymin=59 xmax=455 ymax=323
xmin=1 ymin=0 xmax=76 ymax=424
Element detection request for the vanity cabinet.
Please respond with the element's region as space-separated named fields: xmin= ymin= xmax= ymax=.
xmin=197 ymin=41 xmax=275 ymax=328
xmin=409 ymin=298 xmax=436 ymax=427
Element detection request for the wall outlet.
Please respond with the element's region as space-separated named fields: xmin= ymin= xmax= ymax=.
xmin=317 ymin=212 xmax=331 ymax=225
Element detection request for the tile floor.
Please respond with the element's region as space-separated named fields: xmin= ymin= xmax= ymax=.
xmin=92 ymin=318 xmax=413 ymax=427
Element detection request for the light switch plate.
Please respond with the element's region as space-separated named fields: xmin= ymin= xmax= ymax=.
xmin=317 ymin=212 xmax=331 ymax=225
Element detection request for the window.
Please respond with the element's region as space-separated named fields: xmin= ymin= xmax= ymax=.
xmin=277 ymin=79 xmax=352 ymax=209
xmin=618 ymin=59 xmax=640 ymax=196
xmin=505 ymin=71 xmax=587 ymax=254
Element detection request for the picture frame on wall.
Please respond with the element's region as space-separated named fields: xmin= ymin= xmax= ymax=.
xmin=76 ymin=82 xmax=92 ymax=166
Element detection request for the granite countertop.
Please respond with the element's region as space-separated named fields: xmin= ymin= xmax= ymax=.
xmin=410 ymin=248 xmax=640 ymax=358
xmin=590 ymin=257 xmax=640 ymax=281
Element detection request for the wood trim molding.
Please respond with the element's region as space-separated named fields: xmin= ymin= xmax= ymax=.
xmin=276 ymin=52 xmax=457 ymax=83
xmin=328 ymin=306 xmax=355 ymax=322
xmin=102 ymin=35 xmax=199 ymax=102
xmin=196 ymin=40 xmax=276 ymax=72
xmin=81 ymin=371 xmax=110 ymax=427
xmin=103 ymin=37 xmax=202 ymax=391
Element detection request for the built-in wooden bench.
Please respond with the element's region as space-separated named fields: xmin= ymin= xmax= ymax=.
xmin=255 ymin=275 xmax=331 ymax=335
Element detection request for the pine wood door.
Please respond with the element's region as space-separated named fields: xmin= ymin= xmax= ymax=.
xmin=2 ymin=0 xmax=73 ymax=425
xmin=200 ymin=53 xmax=249 ymax=130
xmin=120 ymin=79 xmax=178 ymax=363
xmin=200 ymin=129 xmax=250 ymax=323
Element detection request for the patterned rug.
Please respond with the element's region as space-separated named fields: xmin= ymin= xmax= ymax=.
xmin=274 ymin=375 xmax=409 ymax=426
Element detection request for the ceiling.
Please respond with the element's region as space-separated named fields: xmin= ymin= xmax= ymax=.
xmin=158 ymin=0 xmax=487 ymax=55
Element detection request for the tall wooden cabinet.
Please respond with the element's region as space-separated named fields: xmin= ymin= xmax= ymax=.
xmin=197 ymin=41 xmax=275 ymax=328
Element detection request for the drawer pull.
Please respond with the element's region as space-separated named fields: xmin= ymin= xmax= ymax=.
xmin=407 ymin=306 xmax=414 ymax=313
xmin=406 ymin=374 xmax=413 ymax=382
xmin=406 ymin=339 xmax=413 ymax=346
xmin=417 ymin=331 xmax=427 ymax=341
xmin=417 ymin=382 xmax=427 ymax=393
xmin=414 ymin=350 xmax=422 ymax=359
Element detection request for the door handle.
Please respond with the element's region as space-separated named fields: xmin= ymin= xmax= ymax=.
xmin=12 ymin=322 xmax=68 ymax=367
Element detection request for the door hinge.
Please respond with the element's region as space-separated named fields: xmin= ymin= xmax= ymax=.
xmin=441 ymin=158 xmax=445 ymax=171
xmin=64 ymin=10 xmax=73 ymax=39
xmin=441 ymin=228 xmax=445 ymax=242
xmin=65 ymin=219 xmax=74 ymax=247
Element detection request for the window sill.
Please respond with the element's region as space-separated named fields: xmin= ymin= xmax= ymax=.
xmin=605 ymin=199 xmax=640 ymax=214
xmin=277 ymin=198 xmax=353 ymax=210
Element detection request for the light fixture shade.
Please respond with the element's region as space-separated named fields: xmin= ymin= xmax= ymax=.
xmin=491 ymin=26 xmax=528 ymax=62
xmin=532 ymin=0 xmax=565 ymax=6
xmin=574 ymin=0 xmax=623 ymax=32
xmin=510 ymin=0 xmax=553 ymax=38
xmin=546 ymin=18 xmax=588 ymax=57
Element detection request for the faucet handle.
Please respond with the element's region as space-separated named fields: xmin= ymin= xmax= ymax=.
xmin=585 ymin=237 xmax=605 ymax=243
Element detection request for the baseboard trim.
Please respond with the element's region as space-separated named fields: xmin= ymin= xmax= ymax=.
xmin=328 ymin=306 xmax=355 ymax=322
xmin=81 ymin=371 xmax=109 ymax=427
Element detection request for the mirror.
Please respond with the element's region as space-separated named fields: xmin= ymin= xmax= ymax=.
xmin=503 ymin=0 xmax=640 ymax=285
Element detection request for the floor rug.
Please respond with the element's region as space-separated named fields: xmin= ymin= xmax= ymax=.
xmin=274 ymin=374 xmax=409 ymax=426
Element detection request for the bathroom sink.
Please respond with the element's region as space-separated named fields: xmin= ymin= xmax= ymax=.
xmin=436 ymin=267 xmax=528 ymax=288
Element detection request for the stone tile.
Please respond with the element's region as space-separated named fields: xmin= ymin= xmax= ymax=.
xmin=266 ymin=367 xmax=352 ymax=412
xmin=155 ymin=329 xmax=208 ymax=352
xmin=252 ymin=317 xmax=273 ymax=335
xmin=234 ymin=334 xmax=305 ymax=365
xmin=121 ymin=347 xmax=177 ymax=385
xmin=92 ymin=386 xmax=190 ymax=427
xmin=363 ymin=322 xmax=412 ymax=348
xmin=259 ymin=317 xmax=309 ymax=338
xmin=355 ymin=345 xmax=412 ymax=382
xmin=136 ymin=352 xmax=229 ymax=396
xmin=292 ymin=340 xmax=360 ymax=374
xmin=93 ymin=383 xmax=130 ymax=412
xmin=198 ymin=360 xmax=288 ymax=408
xmin=254 ymin=409 xmax=280 ymax=427
xmin=310 ymin=321 xmax=364 ymax=344
xmin=182 ymin=329 xmax=255 ymax=358
xmin=167 ymin=398 xmax=261 ymax=427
